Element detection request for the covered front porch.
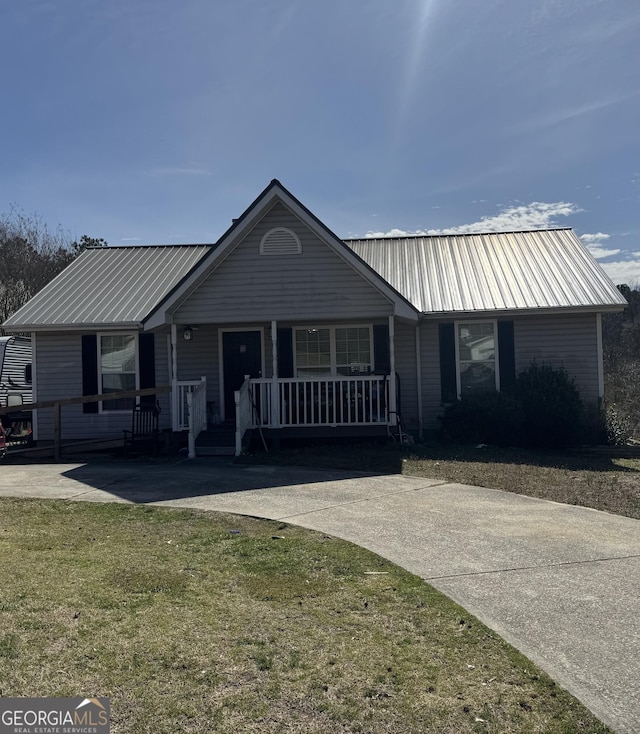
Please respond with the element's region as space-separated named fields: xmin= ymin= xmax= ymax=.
xmin=174 ymin=375 xmax=394 ymax=457
xmin=169 ymin=317 xmax=401 ymax=457
xmin=235 ymin=374 xmax=393 ymax=454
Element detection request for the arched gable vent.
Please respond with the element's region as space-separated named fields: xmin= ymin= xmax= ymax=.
xmin=260 ymin=227 xmax=302 ymax=255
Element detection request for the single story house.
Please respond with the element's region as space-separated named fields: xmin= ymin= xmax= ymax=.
xmin=2 ymin=180 xmax=627 ymax=455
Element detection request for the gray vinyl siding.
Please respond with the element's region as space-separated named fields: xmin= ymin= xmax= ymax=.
xmin=394 ymin=321 xmax=418 ymax=431
xmin=419 ymin=321 xmax=443 ymax=431
xmin=154 ymin=329 xmax=171 ymax=419
xmin=417 ymin=312 xmax=602 ymax=434
xmin=176 ymin=324 xmax=221 ymax=418
xmin=174 ymin=202 xmax=393 ymax=324
xmin=34 ymin=330 xmax=172 ymax=441
xmin=514 ymin=313 xmax=600 ymax=402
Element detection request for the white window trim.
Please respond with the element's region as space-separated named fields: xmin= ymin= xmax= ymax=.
xmin=454 ymin=320 xmax=500 ymax=397
xmin=97 ymin=332 xmax=139 ymax=414
xmin=293 ymin=324 xmax=374 ymax=378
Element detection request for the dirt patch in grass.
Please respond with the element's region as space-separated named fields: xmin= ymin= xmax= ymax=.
xmin=403 ymin=445 xmax=640 ymax=519
xmin=239 ymin=441 xmax=640 ymax=519
xmin=0 ymin=498 xmax=611 ymax=733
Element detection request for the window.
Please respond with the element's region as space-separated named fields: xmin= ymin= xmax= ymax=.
xmin=456 ymin=322 xmax=498 ymax=395
xmin=335 ymin=327 xmax=371 ymax=376
xmin=295 ymin=328 xmax=331 ymax=377
xmin=99 ymin=334 xmax=137 ymax=411
xmin=294 ymin=326 xmax=372 ymax=377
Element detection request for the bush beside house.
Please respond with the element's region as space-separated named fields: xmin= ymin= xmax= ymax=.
xmin=439 ymin=362 xmax=615 ymax=449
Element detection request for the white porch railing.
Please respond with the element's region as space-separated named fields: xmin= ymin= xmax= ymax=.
xmin=174 ymin=375 xmax=389 ymax=457
xmin=249 ymin=375 xmax=389 ymax=428
xmin=172 ymin=378 xmax=207 ymax=432
xmin=186 ymin=377 xmax=207 ymax=459
xmin=235 ymin=376 xmax=253 ymax=456
xmin=173 ymin=378 xmax=207 ymax=459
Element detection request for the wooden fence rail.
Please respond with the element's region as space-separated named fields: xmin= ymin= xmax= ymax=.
xmin=0 ymin=385 xmax=171 ymax=461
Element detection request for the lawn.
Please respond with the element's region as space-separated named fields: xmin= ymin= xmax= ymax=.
xmin=240 ymin=441 xmax=640 ymax=519
xmin=0 ymin=498 xmax=610 ymax=734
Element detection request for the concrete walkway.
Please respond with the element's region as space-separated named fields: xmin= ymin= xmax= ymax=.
xmin=1 ymin=458 xmax=639 ymax=733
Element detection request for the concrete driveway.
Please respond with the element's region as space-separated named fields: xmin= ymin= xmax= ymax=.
xmin=1 ymin=457 xmax=639 ymax=733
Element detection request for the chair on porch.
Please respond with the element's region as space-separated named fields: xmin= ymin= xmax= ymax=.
xmin=123 ymin=403 xmax=161 ymax=456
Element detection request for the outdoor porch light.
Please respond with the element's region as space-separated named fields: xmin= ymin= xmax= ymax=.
xmin=183 ymin=326 xmax=193 ymax=341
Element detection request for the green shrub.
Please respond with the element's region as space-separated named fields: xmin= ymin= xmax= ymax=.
xmin=439 ymin=391 xmax=521 ymax=446
xmin=516 ymin=362 xmax=583 ymax=448
xmin=440 ymin=362 xmax=589 ymax=449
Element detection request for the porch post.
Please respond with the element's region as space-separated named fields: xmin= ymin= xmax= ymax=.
xmin=170 ymin=324 xmax=178 ymax=431
xmin=415 ymin=323 xmax=423 ymax=440
xmin=31 ymin=332 xmax=39 ymax=442
xmin=271 ymin=320 xmax=279 ymax=427
xmin=388 ymin=315 xmax=397 ymax=426
xmin=186 ymin=390 xmax=195 ymax=459
xmin=596 ymin=313 xmax=604 ymax=398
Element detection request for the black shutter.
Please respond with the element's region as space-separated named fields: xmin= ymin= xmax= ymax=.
xmin=81 ymin=335 xmax=99 ymax=414
xmin=277 ymin=328 xmax=294 ymax=378
xmin=373 ymin=324 xmax=390 ymax=374
xmin=138 ymin=333 xmax=156 ymax=406
xmin=439 ymin=323 xmax=457 ymax=403
xmin=497 ymin=320 xmax=516 ymax=393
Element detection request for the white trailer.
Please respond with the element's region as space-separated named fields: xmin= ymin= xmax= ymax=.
xmin=0 ymin=336 xmax=33 ymax=442
xmin=0 ymin=335 xmax=32 ymax=408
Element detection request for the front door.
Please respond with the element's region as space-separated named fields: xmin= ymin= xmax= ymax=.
xmin=222 ymin=330 xmax=262 ymax=421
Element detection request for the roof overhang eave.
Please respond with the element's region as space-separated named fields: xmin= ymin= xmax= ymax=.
xmin=418 ymin=303 xmax=626 ymax=320
xmin=2 ymin=321 xmax=145 ymax=333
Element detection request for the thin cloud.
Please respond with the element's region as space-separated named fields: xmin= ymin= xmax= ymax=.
xmin=580 ymin=232 xmax=610 ymax=244
xmin=587 ymin=246 xmax=622 ymax=259
xmin=517 ymin=91 xmax=640 ymax=134
xmin=365 ymin=201 xmax=581 ymax=238
xmin=580 ymin=232 xmax=621 ymax=259
xmin=579 ymin=234 xmax=640 ymax=281
xmin=601 ymin=257 xmax=640 ymax=286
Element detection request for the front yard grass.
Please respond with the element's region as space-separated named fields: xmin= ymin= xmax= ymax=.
xmin=240 ymin=441 xmax=640 ymax=519
xmin=0 ymin=498 xmax=611 ymax=733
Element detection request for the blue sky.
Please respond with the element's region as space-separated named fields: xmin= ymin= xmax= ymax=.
xmin=2 ymin=0 xmax=639 ymax=283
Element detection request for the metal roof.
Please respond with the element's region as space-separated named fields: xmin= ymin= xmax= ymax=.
xmin=346 ymin=229 xmax=626 ymax=314
xmin=3 ymin=245 xmax=212 ymax=329
xmin=2 ymin=227 xmax=626 ymax=332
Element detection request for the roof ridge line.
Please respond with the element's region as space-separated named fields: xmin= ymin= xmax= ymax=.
xmin=343 ymin=227 xmax=574 ymax=241
xmin=87 ymin=243 xmax=215 ymax=249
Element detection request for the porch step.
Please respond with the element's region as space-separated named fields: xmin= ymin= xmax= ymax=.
xmin=195 ymin=425 xmax=236 ymax=457
xmin=196 ymin=445 xmax=235 ymax=456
